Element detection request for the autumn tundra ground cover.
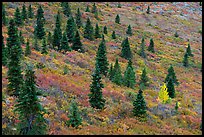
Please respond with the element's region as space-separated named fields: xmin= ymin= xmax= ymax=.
xmin=2 ymin=2 xmax=202 ymax=135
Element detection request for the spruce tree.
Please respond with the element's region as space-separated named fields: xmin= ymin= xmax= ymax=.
xmin=61 ymin=2 xmax=72 ymax=18
xmin=2 ymin=3 xmax=7 ymax=26
xmin=25 ymin=39 xmax=31 ymax=56
xmin=121 ymin=37 xmax=132 ymax=60
xmin=19 ymin=31 xmax=25 ymax=45
xmin=94 ymin=23 xmax=101 ymax=39
xmin=175 ymin=101 xmax=179 ymax=113
xmin=165 ymin=65 xmax=179 ymax=85
xmin=126 ymin=25 xmax=132 ymax=36
xmin=89 ymin=64 xmax=106 ymax=109
xmin=139 ymin=68 xmax=149 ymax=87
xmin=2 ymin=35 xmax=8 ymax=66
xmin=47 ymin=31 xmax=52 ymax=48
xmin=14 ymin=7 xmax=23 ymax=26
xmin=112 ymin=58 xmax=123 ymax=85
xmin=61 ymin=31 xmax=71 ymax=53
xmin=41 ymin=38 xmax=48 ymax=54
xmin=28 ymin=4 xmax=34 ymax=19
xmin=95 ymin=35 xmax=109 ymax=76
xmin=72 ymin=30 xmax=84 ymax=53
xmin=75 ymin=8 xmax=82 ymax=28
xmin=118 ymin=3 xmax=122 ymax=8
xmin=103 ymin=26 xmax=108 ymax=34
xmin=91 ymin=3 xmax=98 ymax=19
xmin=66 ymin=16 xmax=77 ymax=43
xmin=85 ymin=5 xmax=90 ymax=12
xmin=123 ymin=60 xmax=136 ymax=88
xmin=91 ymin=3 xmax=97 ymax=14
xmin=112 ymin=31 xmax=116 ymax=39
xmin=66 ymin=99 xmax=82 ymax=128
xmin=133 ymin=89 xmax=147 ymax=117
xmin=34 ymin=5 xmax=45 ymax=39
xmin=84 ymin=17 xmax=94 ymax=41
xmin=148 ymin=38 xmax=155 ymax=53
xmin=174 ymin=31 xmax=179 ymax=37
xmin=186 ymin=43 xmax=193 ymax=57
xmin=183 ymin=52 xmax=189 ymax=67
xmin=166 ymin=78 xmax=175 ymax=98
xmin=21 ymin=4 xmax=27 ymax=21
xmin=115 ymin=14 xmax=120 ymax=24
xmin=108 ymin=63 xmax=114 ymax=81
xmin=33 ymin=38 xmax=40 ymax=51
xmin=53 ymin=11 xmax=62 ymax=51
xmin=138 ymin=37 xmax=146 ymax=58
xmin=146 ymin=5 xmax=150 ymax=14
xmin=14 ymin=64 xmax=47 ymax=135
xmin=7 ymin=19 xmax=23 ymax=96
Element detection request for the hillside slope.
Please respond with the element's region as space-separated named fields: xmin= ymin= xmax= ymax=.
xmin=2 ymin=2 xmax=202 ymax=135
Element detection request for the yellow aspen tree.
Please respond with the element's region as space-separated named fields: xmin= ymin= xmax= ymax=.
xmin=158 ymin=83 xmax=170 ymax=104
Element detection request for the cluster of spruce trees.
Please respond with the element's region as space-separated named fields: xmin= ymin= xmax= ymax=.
xmin=2 ymin=2 xmax=198 ymax=134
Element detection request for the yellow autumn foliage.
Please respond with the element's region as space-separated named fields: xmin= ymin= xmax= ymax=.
xmin=158 ymin=83 xmax=170 ymax=104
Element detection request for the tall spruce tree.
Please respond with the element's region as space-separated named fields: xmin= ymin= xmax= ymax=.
xmin=166 ymin=78 xmax=175 ymax=98
xmin=61 ymin=31 xmax=71 ymax=53
xmin=118 ymin=3 xmax=122 ymax=8
xmin=34 ymin=5 xmax=45 ymax=39
xmin=164 ymin=65 xmax=179 ymax=85
xmin=2 ymin=35 xmax=8 ymax=66
xmin=112 ymin=58 xmax=123 ymax=85
xmin=33 ymin=38 xmax=40 ymax=51
xmin=186 ymin=43 xmax=193 ymax=57
xmin=94 ymin=23 xmax=101 ymax=39
xmin=139 ymin=68 xmax=149 ymax=87
xmin=126 ymin=25 xmax=133 ymax=36
xmin=72 ymin=30 xmax=84 ymax=53
xmin=123 ymin=60 xmax=136 ymax=88
xmin=112 ymin=31 xmax=116 ymax=39
xmin=148 ymin=38 xmax=155 ymax=53
xmin=41 ymin=38 xmax=48 ymax=54
xmin=14 ymin=64 xmax=47 ymax=135
xmin=108 ymin=63 xmax=114 ymax=81
xmin=85 ymin=5 xmax=90 ymax=12
xmin=115 ymin=14 xmax=120 ymax=24
xmin=133 ymin=89 xmax=147 ymax=117
xmin=183 ymin=52 xmax=189 ymax=67
xmin=103 ymin=26 xmax=108 ymax=34
xmin=53 ymin=11 xmax=62 ymax=51
xmin=61 ymin=2 xmax=72 ymax=17
xmin=21 ymin=4 xmax=27 ymax=21
xmin=95 ymin=35 xmax=109 ymax=76
xmin=91 ymin=3 xmax=97 ymax=14
xmin=89 ymin=64 xmax=106 ymax=109
xmin=84 ymin=17 xmax=94 ymax=41
xmin=7 ymin=19 xmax=23 ymax=96
xmin=91 ymin=3 xmax=98 ymax=19
xmin=28 ymin=4 xmax=34 ymax=19
xmin=66 ymin=16 xmax=77 ymax=43
xmin=121 ymin=37 xmax=132 ymax=60
xmin=138 ymin=37 xmax=146 ymax=58
xmin=146 ymin=5 xmax=150 ymax=14
xmin=66 ymin=98 xmax=82 ymax=128
xmin=14 ymin=7 xmax=23 ymax=26
xmin=2 ymin=3 xmax=7 ymax=26
xmin=25 ymin=39 xmax=31 ymax=56
xmin=75 ymin=8 xmax=82 ymax=28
